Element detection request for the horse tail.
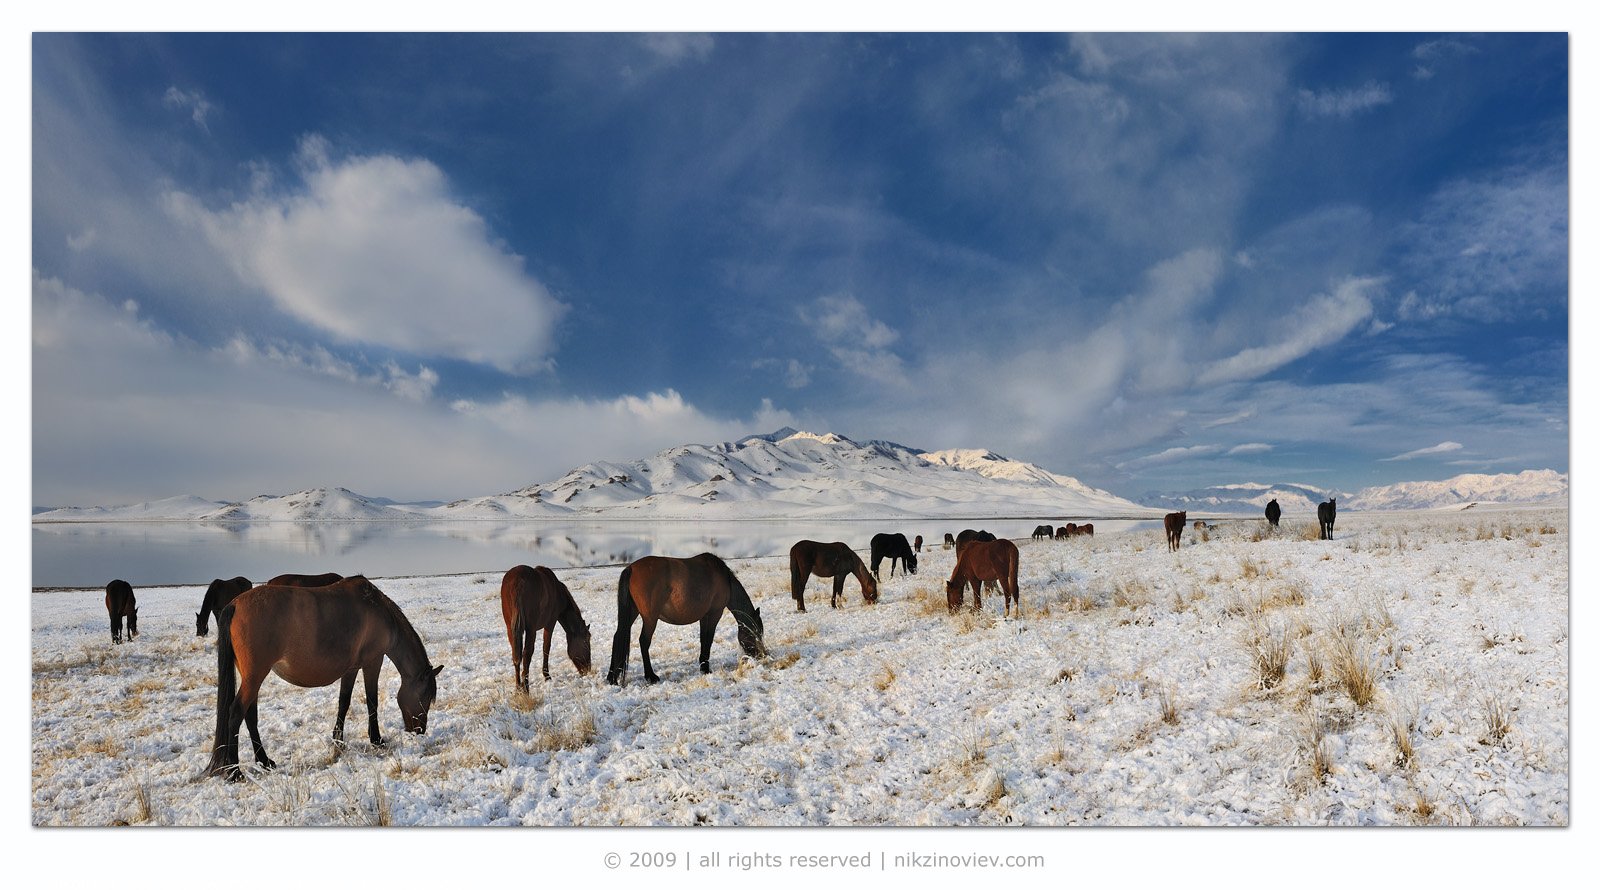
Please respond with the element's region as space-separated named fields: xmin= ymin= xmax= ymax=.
xmin=208 ymin=604 xmax=238 ymax=775
xmin=607 ymin=565 xmax=637 ymax=684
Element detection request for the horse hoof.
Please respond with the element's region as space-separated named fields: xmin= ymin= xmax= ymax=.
xmin=645 ymin=674 xmax=661 ymax=685
xmin=699 ymin=663 xmax=711 ymax=674
xmin=257 ymin=757 xmax=277 ymax=771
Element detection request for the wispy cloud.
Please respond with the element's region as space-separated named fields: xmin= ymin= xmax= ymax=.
xmin=1116 ymin=444 xmax=1224 ymax=471
xmin=1297 ymin=81 xmax=1393 ymax=118
xmin=1227 ymin=443 xmax=1272 ymax=455
xmin=163 ymin=86 xmax=214 ymax=132
xmin=1381 ymin=441 xmax=1464 ymax=462
xmin=1197 ymin=277 xmax=1379 ymax=385
xmin=1411 ymin=38 xmax=1479 ymax=80
xmin=164 ymin=136 xmax=567 ymax=373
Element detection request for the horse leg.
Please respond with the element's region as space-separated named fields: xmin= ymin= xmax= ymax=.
xmin=333 ymin=668 xmax=357 ymax=747
xmin=832 ymin=574 xmax=846 ymax=609
xmin=792 ymin=566 xmax=808 ymax=612
xmin=128 ymin=610 xmax=137 ymax=640
xmin=244 ymin=700 xmax=275 ymax=771
xmin=971 ymin=579 xmax=982 ymax=612
xmin=508 ymin=614 xmax=526 ymax=692
xmin=541 ymin=626 xmax=554 ymax=680
xmin=639 ymin=617 xmax=661 ymax=684
xmin=363 ymin=661 xmax=384 ymax=746
xmin=607 ymin=612 xmax=635 ymax=686
xmin=698 ymin=612 xmax=718 ymax=674
xmin=110 ymin=612 xmax=121 ymax=644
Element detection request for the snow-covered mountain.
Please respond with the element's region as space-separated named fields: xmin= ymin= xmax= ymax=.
xmin=1136 ymin=482 xmax=1339 ymax=517
xmin=1140 ymin=469 xmax=1568 ymax=516
xmin=33 ymin=430 xmax=1152 ymax=522
xmin=434 ymin=429 xmax=1149 ymax=519
xmin=1344 ymin=469 xmax=1568 ymax=511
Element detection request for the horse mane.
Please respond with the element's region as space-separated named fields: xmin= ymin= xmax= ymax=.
xmin=355 ymin=579 xmax=430 ymax=675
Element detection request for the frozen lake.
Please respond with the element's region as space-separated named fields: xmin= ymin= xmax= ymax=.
xmin=31 ymin=517 xmax=1153 ymax=589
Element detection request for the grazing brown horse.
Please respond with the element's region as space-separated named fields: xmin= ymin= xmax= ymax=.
xmin=1318 ymin=499 xmax=1337 ymax=540
xmin=945 ymin=539 xmax=1021 ymax=616
xmin=870 ymin=532 xmax=918 ymax=579
xmin=942 ymin=533 xmax=955 ymax=550
xmin=1164 ymin=511 xmax=1187 ymax=551
xmin=206 ymin=576 xmax=442 ymax=780
xmin=1078 ymin=523 xmax=1094 ymax=537
xmin=196 ymin=576 xmax=252 ymax=636
xmin=607 ymin=553 xmax=766 ymax=685
xmin=500 ymin=565 xmax=592 ymax=690
xmin=1193 ymin=520 xmax=1209 ymax=530
xmin=790 ymin=540 xmax=877 ymax=611
xmin=106 ymin=579 xmax=137 ymax=644
xmin=1056 ymin=523 xmax=1077 ymax=539
xmin=913 ymin=535 xmax=923 ymax=553
xmin=266 ymin=572 xmax=344 ymax=587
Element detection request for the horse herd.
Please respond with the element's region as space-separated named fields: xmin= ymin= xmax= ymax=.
xmin=93 ymin=506 xmax=1338 ymax=780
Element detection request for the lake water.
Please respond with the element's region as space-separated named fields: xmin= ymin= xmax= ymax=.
xmin=31 ymin=518 xmax=1150 ymax=589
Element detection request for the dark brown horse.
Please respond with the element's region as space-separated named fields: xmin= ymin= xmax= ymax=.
xmin=607 ymin=553 xmax=766 ymax=685
xmin=196 ymin=576 xmax=252 ymax=637
xmin=1265 ymin=499 xmax=1281 ymax=529
xmin=1078 ymin=523 xmax=1094 ymax=537
xmin=954 ymin=528 xmax=996 ymax=556
xmin=942 ymin=533 xmax=955 ymax=550
xmin=869 ymin=532 xmax=918 ymax=579
xmin=1032 ymin=524 xmax=1054 ymax=541
xmin=913 ymin=535 xmax=923 ymax=553
xmin=1056 ymin=523 xmax=1077 ymax=539
xmin=266 ymin=572 xmax=344 ymax=587
xmin=106 ymin=579 xmax=137 ymax=644
xmin=1318 ymin=499 xmax=1337 ymax=540
xmin=500 ymin=565 xmax=592 ymax=690
xmin=1164 ymin=511 xmax=1187 ymax=551
xmin=206 ymin=576 xmax=442 ymax=780
xmin=790 ymin=540 xmax=877 ymax=611
xmin=945 ymin=539 xmax=1021 ymax=616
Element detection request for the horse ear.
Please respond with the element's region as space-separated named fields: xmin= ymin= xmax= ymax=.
xmin=431 ymin=664 xmax=444 ymax=678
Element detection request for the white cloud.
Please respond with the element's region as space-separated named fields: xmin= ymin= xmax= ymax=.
xmin=1116 ymin=444 xmax=1224 ymax=471
xmin=1227 ymin=443 xmax=1272 ymax=455
xmin=164 ymin=139 xmax=567 ymax=373
xmin=31 ymin=273 xmax=791 ymax=505
xmin=1381 ymin=441 xmax=1464 ymax=462
xmin=800 ymin=294 xmax=908 ymax=388
xmin=1197 ymin=277 xmax=1378 ymax=386
xmin=640 ymin=33 xmax=714 ymax=64
xmin=1296 ymin=81 xmax=1393 ymax=118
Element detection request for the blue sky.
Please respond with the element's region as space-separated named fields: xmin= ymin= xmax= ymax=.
xmin=30 ymin=32 xmax=1569 ymax=506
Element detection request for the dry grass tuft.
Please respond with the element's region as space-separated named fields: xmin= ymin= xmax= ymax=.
xmin=874 ymin=662 xmax=897 ymax=692
xmin=768 ymin=652 xmax=802 ymax=671
xmin=1113 ymin=578 xmax=1152 ymax=610
xmin=530 ymin=704 xmax=599 ymax=753
xmin=1158 ymin=685 xmax=1180 ymax=725
xmin=131 ymin=776 xmax=153 ymax=823
xmin=1389 ymin=704 xmax=1417 ymax=768
xmin=509 ymin=688 xmax=543 ymax=713
xmin=1246 ymin=620 xmax=1293 ymax=690
xmin=1481 ymin=695 xmax=1513 ymax=747
xmin=1303 ymin=642 xmax=1325 ymax=688
xmin=1330 ymin=630 xmax=1379 ymax=709
xmin=371 ymin=774 xmax=392 ymax=826
xmin=1240 ymin=558 xmax=1263 ymax=580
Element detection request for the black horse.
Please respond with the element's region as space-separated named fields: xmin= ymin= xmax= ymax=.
xmin=197 ymin=576 xmax=253 ymax=636
xmin=1318 ymin=499 xmax=1337 ymax=540
xmin=1265 ymin=499 xmax=1281 ymax=530
xmin=106 ymin=579 xmax=137 ymax=644
xmin=954 ymin=528 xmax=996 ymax=556
xmin=1032 ymin=524 xmax=1054 ymax=541
xmin=870 ymin=532 xmax=919 ymax=579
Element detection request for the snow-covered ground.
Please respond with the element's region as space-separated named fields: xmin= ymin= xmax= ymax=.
xmin=31 ymin=508 xmax=1567 ymax=827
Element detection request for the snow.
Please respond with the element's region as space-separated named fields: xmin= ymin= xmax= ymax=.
xmin=31 ymin=507 xmax=1567 ymax=827
xmin=32 ymin=431 xmax=1153 ymax=522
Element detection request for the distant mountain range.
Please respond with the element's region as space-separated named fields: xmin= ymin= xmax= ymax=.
xmin=32 ymin=428 xmax=1151 ymax=522
xmin=1141 ymin=469 xmax=1567 ymax=515
xmin=32 ymin=430 xmax=1567 ymax=522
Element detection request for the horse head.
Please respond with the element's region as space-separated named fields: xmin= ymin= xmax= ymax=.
xmin=905 ymin=550 xmax=918 ymax=575
xmin=195 ymin=611 xmax=208 ymax=637
xmin=569 ymin=622 xmax=594 ymax=675
xmin=398 ymin=663 xmax=443 ymax=734
xmin=735 ymin=608 xmax=767 ymax=660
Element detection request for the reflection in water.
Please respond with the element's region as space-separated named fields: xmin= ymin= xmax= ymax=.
xmin=32 ymin=518 xmax=1147 ymax=589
